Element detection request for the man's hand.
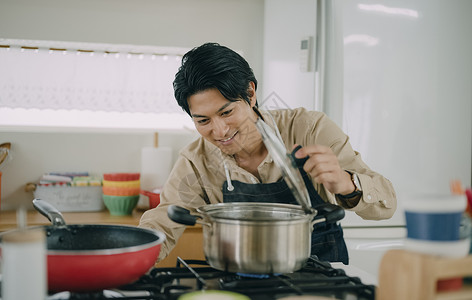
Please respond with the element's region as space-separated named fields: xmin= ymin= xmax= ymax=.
xmin=293 ymin=145 xmax=354 ymax=195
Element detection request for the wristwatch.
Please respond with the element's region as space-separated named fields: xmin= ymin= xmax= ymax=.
xmin=338 ymin=171 xmax=362 ymax=199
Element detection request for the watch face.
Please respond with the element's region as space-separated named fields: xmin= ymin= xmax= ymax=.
xmin=352 ymin=173 xmax=362 ymax=192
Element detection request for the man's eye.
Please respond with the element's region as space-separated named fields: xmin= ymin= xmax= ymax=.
xmin=196 ymin=119 xmax=209 ymax=124
xmin=221 ymin=109 xmax=233 ymax=116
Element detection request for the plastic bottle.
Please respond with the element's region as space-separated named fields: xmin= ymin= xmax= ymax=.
xmin=1 ymin=228 xmax=47 ymax=300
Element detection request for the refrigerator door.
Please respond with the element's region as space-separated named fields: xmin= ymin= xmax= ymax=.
xmin=320 ymin=0 xmax=472 ymax=227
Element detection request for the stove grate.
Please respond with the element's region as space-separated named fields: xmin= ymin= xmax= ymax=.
xmin=38 ymin=257 xmax=376 ymax=300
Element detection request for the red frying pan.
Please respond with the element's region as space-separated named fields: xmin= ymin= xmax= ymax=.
xmin=31 ymin=199 xmax=165 ymax=292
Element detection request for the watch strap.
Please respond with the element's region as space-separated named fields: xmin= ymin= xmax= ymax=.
xmin=338 ymin=189 xmax=362 ymax=199
xmin=336 ymin=171 xmax=362 ymax=199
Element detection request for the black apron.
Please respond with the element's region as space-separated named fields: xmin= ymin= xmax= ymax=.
xmin=222 ymin=157 xmax=349 ymax=265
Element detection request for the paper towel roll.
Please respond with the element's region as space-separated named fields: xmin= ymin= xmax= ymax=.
xmin=140 ymin=146 xmax=173 ymax=191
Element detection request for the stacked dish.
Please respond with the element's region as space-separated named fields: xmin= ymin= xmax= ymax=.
xmin=102 ymin=173 xmax=140 ymax=215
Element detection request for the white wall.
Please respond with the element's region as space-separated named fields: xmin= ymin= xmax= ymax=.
xmin=0 ymin=0 xmax=265 ymax=210
xmin=0 ymin=0 xmax=264 ymax=80
xmin=0 ymin=130 xmax=199 ymax=210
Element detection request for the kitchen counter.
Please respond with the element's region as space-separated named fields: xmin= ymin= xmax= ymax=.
xmin=0 ymin=209 xmax=143 ymax=231
xmin=0 ymin=209 xmax=205 ymax=268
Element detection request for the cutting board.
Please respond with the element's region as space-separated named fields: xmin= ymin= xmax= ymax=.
xmin=377 ymin=249 xmax=472 ymax=299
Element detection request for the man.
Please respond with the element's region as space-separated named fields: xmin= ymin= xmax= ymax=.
xmin=139 ymin=42 xmax=396 ymax=264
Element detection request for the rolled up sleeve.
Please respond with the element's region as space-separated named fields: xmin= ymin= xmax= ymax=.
xmin=138 ymin=155 xmax=208 ymax=262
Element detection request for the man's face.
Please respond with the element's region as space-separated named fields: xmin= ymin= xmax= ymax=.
xmin=188 ymin=88 xmax=260 ymax=156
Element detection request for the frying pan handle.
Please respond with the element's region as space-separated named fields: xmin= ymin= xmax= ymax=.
xmin=312 ymin=202 xmax=345 ymax=225
xmin=32 ymin=198 xmax=67 ymax=226
xmin=167 ymin=205 xmax=198 ymax=226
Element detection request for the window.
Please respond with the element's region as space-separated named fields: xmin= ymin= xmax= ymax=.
xmin=0 ymin=39 xmax=194 ymax=131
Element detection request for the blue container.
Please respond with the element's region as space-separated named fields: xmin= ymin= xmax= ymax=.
xmin=403 ymin=194 xmax=469 ymax=257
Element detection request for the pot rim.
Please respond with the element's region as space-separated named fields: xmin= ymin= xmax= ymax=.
xmin=197 ymin=202 xmax=317 ymax=224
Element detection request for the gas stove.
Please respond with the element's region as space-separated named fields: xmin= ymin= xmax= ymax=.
xmin=19 ymin=257 xmax=375 ymax=300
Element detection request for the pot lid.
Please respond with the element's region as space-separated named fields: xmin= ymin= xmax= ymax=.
xmin=255 ymin=118 xmax=312 ymax=213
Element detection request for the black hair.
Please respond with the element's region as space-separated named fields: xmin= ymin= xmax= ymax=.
xmin=173 ymin=42 xmax=258 ymax=115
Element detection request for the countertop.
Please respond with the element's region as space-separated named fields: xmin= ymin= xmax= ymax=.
xmin=0 ymin=209 xmax=143 ymax=232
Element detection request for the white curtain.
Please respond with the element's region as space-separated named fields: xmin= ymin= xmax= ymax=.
xmin=0 ymin=42 xmax=183 ymax=114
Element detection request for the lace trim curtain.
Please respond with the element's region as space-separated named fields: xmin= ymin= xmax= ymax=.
xmin=0 ymin=39 xmax=186 ymax=114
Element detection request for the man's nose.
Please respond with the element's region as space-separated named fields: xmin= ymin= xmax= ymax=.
xmin=212 ymin=117 xmax=229 ymax=138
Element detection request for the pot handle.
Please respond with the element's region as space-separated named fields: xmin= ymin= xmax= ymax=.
xmin=167 ymin=205 xmax=199 ymax=226
xmin=32 ymin=199 xmax=67 ymax=226
xmin=312 ymin=202 xmax=345 ymax=225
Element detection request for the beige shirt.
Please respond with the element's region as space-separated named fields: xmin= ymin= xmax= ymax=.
xmin=139 ymin=108 xmax=397 ymax=261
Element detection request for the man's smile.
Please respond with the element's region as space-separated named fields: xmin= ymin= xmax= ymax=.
xmin=218 ymin=131 xmax=238 ymax=144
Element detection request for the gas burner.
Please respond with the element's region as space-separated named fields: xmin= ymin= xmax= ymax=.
xmin=236 ymin=273 xmax=273 ymax=279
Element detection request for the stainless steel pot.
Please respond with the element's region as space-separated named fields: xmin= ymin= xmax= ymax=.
xmin=168 ymin=202 xmax=344 ymax=274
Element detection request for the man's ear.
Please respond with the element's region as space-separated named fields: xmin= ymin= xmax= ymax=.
xmin=248 ymin=81 xmax=257 ymax=107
